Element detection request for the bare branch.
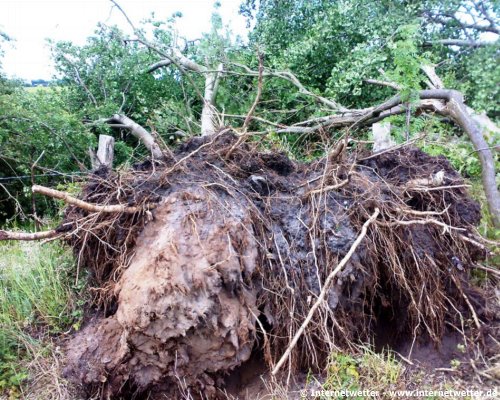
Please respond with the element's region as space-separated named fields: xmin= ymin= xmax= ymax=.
xmin=110 ymin=0 xmax=138 ymax=32
xmin=227 ymin=62 xmax=347 ymax=111
xmin=32 ymin=185 xmax=155 ymax=213
xmin=242 ymin=52 xmax=264 ymax=132
xmin=364 ymin=79 xmax=401 ymax=90
xmin=224 ymin=55 xmax=264 ymax=157
xmin=61 ymin=55 xmax=98 ymax=107
xmin=476 ymin=1 xmax=499 ymax=33
xmin=426 ymin=39 xmax=494 ymax=47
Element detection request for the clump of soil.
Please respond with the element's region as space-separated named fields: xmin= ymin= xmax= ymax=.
xmin=60 ymin=131 xmax=491 ymax=399
xmin=65 ymin=187 xmax=259 ymax=398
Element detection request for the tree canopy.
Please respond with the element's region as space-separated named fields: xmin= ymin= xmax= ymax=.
xmin=0 ymin=0 xmax=498 ymax=227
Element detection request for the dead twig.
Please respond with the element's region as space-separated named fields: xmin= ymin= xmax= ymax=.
xmin=307 ymin=178 xmax=349 ymax=196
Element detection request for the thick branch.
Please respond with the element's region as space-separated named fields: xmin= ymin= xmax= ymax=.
xmin=172 ymin=48 xmax=204 ymax=73
xmin=107 ymin=114 xmax=164 ymax=159
xmin=147 ymin=59 xmax=173 ymax=73
xmin=427 ymin=39 xmax=494 ymax=47
xmin=32 ymin=185 xmax=154 ymax=213
xmin=147 ymin=49 xmax=205 ymax=75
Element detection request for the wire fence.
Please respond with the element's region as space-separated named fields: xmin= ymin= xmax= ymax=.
xmin=0 ymin=171 xmax=89 ymax=184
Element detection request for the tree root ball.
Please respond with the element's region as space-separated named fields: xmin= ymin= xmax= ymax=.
xmin=61 ymin=131 xmax=488 ymax=399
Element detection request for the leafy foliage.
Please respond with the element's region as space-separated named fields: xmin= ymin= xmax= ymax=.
xmin=0 ymin=84 xmax=94 ymax=220
xmin=0 ymin=0 xmax=498 ymax=223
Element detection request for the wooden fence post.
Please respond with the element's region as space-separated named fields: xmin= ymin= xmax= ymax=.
xmin=90 ymin=134 xmax=115 ymax=169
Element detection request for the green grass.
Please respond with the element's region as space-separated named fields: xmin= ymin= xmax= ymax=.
xmin=314 ymin=346 xmax=403 ymax=399
xmin=0 ymin=239 xmax=81 ymax=395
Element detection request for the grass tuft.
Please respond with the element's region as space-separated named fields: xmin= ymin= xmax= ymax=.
xmin=321 ymin=345 xmax=404 ymax=395
xmin=0 ymin=240 xmax=82 ymax=397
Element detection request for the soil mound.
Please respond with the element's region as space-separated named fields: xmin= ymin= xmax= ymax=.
xmin=61 ymin=131 xmax=489 ymax=398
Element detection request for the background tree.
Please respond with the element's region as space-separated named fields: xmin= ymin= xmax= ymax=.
xmin=0 ymin=0 xmax=498 ymax=227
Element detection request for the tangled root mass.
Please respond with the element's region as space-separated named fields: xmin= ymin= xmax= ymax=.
xmin=62 ymin=131 xmax=487 ymax=398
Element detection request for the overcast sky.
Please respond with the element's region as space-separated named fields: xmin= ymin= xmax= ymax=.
xmin=0 ymin=0 xmax=249 ymax=81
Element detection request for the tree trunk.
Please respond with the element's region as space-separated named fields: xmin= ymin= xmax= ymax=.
xmin=443 ymin=94 xmax=500 ymax=227
xmin=200 ymin=64 xmax=223 ymax=136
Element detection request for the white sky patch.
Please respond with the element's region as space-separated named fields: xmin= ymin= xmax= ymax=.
xmin=0 ymin=0 xmax=249 ymax=81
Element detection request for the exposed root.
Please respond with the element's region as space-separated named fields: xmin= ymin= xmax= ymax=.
xmin=272 ymin=208 xmax=380 ymax=375
xmin=32 ymin=184 xmax=156 ymax=213
xmin=0 ymin=229 xmax=60 ymax=241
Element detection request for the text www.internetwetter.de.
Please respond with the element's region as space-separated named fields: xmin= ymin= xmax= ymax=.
xmin=303 ymin=388 xmax=499 ymax=398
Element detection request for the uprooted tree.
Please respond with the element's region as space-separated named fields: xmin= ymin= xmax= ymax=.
xmin=0 ymin=127 xmax=496 ymax=398
xmin=1 ymin=0 xmax=499 ymax=398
